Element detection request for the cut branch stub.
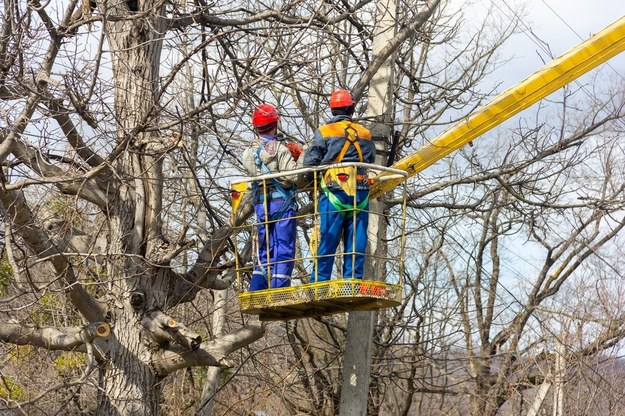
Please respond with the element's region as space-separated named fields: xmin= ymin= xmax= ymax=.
xmin=141 ymin=310 xmax=201 ymax=350
xmin=84 ymin=322 xmax=112 ymax=340
xmin=96 ymin=323 xmax=111 ymax=338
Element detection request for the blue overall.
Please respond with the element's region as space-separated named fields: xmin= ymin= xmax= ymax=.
xmin=248 ymin=136 xmax=297 ymax=291
xmin=314 ymin=189 xmax=369 ymax=281
xmin=250 ymin=197 xmax=296 ymax=291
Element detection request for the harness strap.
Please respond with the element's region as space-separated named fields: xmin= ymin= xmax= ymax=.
xmin=252 ymin=143 xmax=272 ymax=175
xmin=251 ymin=141 xmax=295 ymax=221
xmin=334 ymin=123 xmax=363 ymax=163
xmin=252 ymin=232 xmax=270 ymax=281
xmin=320 ymin=178 xmax=368 ymax=217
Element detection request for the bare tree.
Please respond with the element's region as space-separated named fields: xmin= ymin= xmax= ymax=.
xmin=6 ymin=0 xmax=623 ymax=415
xmin=366 ymin=79 xmax=625 ymax=415
xmin=0 ymin=0 xmax=450 ymax=414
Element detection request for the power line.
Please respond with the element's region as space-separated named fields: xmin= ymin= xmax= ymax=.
xmin=496 ymin=0 xmax=625 ymax=82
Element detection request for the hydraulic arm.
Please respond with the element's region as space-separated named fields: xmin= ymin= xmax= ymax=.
xmin=370 ymin=14 xmax=625 ymax=199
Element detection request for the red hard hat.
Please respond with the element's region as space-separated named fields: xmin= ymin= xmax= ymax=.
xmin=252 ymin=104 xmax=279 ymax=126
xmin=329 ymin=89 xmax=354 ymax=108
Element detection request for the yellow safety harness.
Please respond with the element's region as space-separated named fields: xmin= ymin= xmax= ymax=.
xmin=321 ymin=122 xmax=369 ymax=215
xmin=336 ymin=123 xmax=363 ymax=162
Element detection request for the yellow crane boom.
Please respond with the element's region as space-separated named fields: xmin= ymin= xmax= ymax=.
xmin=370 ymin=15 xmax=625 ymax=199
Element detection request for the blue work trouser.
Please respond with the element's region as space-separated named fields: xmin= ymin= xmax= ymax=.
xmin=250 ymin=200 xmax=296 ymax=291
xmin=312 ymin=189 xmax=369 ymax=282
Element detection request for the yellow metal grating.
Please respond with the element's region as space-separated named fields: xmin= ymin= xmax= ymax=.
xmin=239 ymin=279 xmax=402 ymax=321
xmin=231 ymin=164 xmax=409 ymax=320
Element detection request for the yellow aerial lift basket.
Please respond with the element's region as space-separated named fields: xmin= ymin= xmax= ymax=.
xmin=231 ymin=163 xmax=408 ymax=321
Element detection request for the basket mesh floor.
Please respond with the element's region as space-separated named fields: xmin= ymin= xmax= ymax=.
xmin=239 ymin=279 xmax=401 ymax=321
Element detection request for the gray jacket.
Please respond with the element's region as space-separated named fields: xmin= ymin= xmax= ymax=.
xmin=242 ymin=135 xmax=297 ymax=189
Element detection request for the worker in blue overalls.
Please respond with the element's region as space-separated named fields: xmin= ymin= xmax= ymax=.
xmin=242 ymin=104 xmax=298 ymax=291
xmin=303 ymin=90 xmax=375 ymax=282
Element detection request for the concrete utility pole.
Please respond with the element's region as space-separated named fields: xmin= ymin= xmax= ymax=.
xmin=338 ymin=0 xmax=396 ymax=414
xmin=553 ymin=341 xmax=566 ymax=416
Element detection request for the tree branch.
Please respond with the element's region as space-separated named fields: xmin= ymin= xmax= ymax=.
xmin=0 ymin=183 xmax=105 ymax=322
xmin=141 ymin=310 xmax=202 ymax=351
xmin=168 ymin=2 xmax=374 ymax=31
xmin=352 ymin=0 xmax=441 ymax=101
xmin=0 ymin=322 xmax=110 ymax=350
xmin=151 ymin=322 xmax=265 ymax=375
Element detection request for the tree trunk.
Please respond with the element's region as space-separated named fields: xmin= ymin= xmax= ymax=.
xmin=96 ymin=309 xmax=161 ymax=415
xmin=468 ymin=361 xmax=500 ymax=416
xmin=104 ymin=1 xmax=167 ymax=255
xmin=96 ymin=201 xmax=173 ymax=415
xmin=94 ymin=2 xmax=171 ymax=414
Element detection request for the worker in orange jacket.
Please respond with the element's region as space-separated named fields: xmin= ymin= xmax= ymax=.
xmin=303 ymin=90 xmax=375 ymax=282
